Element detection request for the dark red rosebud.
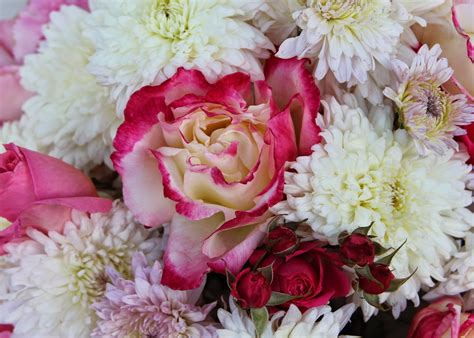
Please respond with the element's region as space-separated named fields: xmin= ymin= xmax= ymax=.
xmin=264 ymin=226 xmax=299 ymax=255
xmin=340 ymin=233 xmax=375 ymax=266
xmin=359 ymin=263 xmax=395 ymax=295
xmin=230 ymin=268 xmax=272 ymax=308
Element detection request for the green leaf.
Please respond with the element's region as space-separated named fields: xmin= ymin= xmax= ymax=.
xmin=257 ymin=264 xmax=274 ymax=284
xmin=251 ymin=307 xmax=269 ymax=337
xmin=386 ymin=268 xmax=417 ymax=292
xmin=353 ymin=222 xmax=374 ymax=236
xmin=225 ymin=269 xmax=236 ymax=289
xmin=376 ymin=239 xmax=407 ymax=265
xmin=364 ymin=293 xmax=391 ymax=311
xmin=266 ymin=291 xmax=299 ymax=306
xmin=373 ymin=241 xmax=390 ymax=256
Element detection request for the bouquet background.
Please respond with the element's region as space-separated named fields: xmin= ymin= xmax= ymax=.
xmin=0 ymin=0 xmax=473 ymax=337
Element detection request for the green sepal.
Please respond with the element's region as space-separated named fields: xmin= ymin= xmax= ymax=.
xmin=363 ymin=293 xmax=391 ymax=311
xmin=266 ymin=291 xmax=299 ymax=306
xmin=267 ymin=216 xmax=281 ymax=232
xmin=355 ymin=265 xmax=384 ymax=289
xmin=353 ymin=222 xmax=374 ymax=236
xmin=376 ymin=239 xmax=407 ymax=265
xmin=257 ymin=263 xmax=274 ymax=284
xmin=373 ymin=241 xmax=390 ymax=256
xmin=337 ymin=231 xmax=350 ymax=245
xmin=251 ymin=307 xmax=269 ymax=337
xmin=386 ymin=268 xmax=417 ymax=292
xmin=225 ymin=269 xmax=236 ymax=289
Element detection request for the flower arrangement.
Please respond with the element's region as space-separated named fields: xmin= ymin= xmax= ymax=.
xmin=0 ymin=0 xmax=473 ymax=337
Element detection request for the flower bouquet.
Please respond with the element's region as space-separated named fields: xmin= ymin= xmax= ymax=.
xmin=0 ymin=0 xmax=473 ymax=337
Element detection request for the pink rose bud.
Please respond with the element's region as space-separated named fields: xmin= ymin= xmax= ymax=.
xmin=0 ymin=144 xmax=98 ymax=222
xmin=359 ymin=263 xmax=395 ymax=295
xmin=230 ymin=268 xmax=272 ymax=308
xmin=264 ymin=226 xmax=299 ymax=255
xmin=340 ymin=233 xmax=375 ymax=266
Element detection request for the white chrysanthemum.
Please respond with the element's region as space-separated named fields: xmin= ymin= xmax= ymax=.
xmin=84 ymin=0 xmax=274 ymax=113
xmin=217 ymin=298 xmax=355 ymax=338
xmin=424 ymin=233 xmax=474 ymax=309
xmin=276 ymin=0 xmax=409 ymax=84
xmin=0 ymin=201 xmax=161 ymax=338
xmin=17 ymin=5 xmax=120 ymax=170
xmin=384 ymin=44 xmax=474 ymax=155
xmin=274 ymin=97 xmax=473 ymax=315
xmin=253 ymin=0 xmax=304 ymax=45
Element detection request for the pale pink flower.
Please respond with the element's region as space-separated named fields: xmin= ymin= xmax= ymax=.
xmin=0 ymin=0 xmax=88 ymax=123
xmin=93 ymin=252 xmax=216 ymax=338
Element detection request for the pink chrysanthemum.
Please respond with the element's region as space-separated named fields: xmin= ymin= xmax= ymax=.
xmin=92 ymin=252 xmax=216 ymax=338
xmin=384 ymin=44 xmax=474 ymax=155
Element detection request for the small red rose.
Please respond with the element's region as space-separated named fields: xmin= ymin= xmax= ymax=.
xmin=266 ymin=242 xmax=350 ymax=310
xmin=230 ymin=268 xmax=272 ymax=308
xmin=340 ymin=233 xmax=375 ymax=266
xmin=264 ymin=226 xmax=299 ymax=255
xmin=359 ymin=263 xmax=395 ymax=295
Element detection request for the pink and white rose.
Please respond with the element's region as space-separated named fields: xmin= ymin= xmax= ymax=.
xmin=0 ymin=0 xmax=88 ymax=123
xmin=112 ymin=56 xmax=321 ymax=290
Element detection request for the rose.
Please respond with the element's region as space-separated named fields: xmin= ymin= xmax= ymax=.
xmin=459 ymin=123 xmax=474 ymax=165
xmin=0 ymin=0 xmax=88 ymax=123
xmin=408 ymin=296 xmax=474 ymax=338
xmin=112 ymin=56 xmax=321 ymax=289
xmin=0 ymin=144 xmax=112 ymax=253
xmin=264 ymin=226 xmax=299 ymax=255
xmin=230 ymin=268 xmax=272 ymax=308
xmin=340 ymin=234 xmax=375 ymax=266
xmin=0 ymin=324 xmax=12 ymax=338
xmin=358 ymin=263 xmax=395 ymax=295
xmin=412 ymin=1 xmax=474 ymax=101
xmin=252 ymin=242 xmax=350 ymax=310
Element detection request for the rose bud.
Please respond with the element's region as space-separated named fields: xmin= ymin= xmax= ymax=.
xmin=359 ymin=263 xmax=395 ymax=295
xmin=230 ymin=268 xmax=272 ymax=308
xmin=340 ymin=233 xmax=375 ymax=266
xmin=264 ymin=226 xmax=299 ymax=255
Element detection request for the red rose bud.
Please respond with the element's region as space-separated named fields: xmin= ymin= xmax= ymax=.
xmin=230 ymin=268 xmax=272 ymax=308
xmin=264 ymin=226 xmax=299 ymax=255
xmin=359 ymin=263 xmax=395 ymax=295
xmin=340 ymin=233 xmax=375 ymax=266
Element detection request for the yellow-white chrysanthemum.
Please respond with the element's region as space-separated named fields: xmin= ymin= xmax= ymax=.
xmin=84 ymin=0 xmax=274 ymax=113
xmin=0 ymin=201 xmax=161 ymax=338
xmin=273 ymin=97 xmax=473 ymax=315
xmin=15 ymin=5 xmax=120 ymax=170
xmin=276 ymin=0 xmax=410 ymax=84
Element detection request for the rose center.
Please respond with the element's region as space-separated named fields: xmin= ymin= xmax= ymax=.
xmin=0 ymin=151 xmax=20 ymax=173
xmin=287 ymin=275 xmax=313 ymax=296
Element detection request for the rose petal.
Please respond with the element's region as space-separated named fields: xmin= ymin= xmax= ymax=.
xmin=17 ymin=145 xmax=97 ymax=199
xmin=112 ymin=94 xmax=175 ymax=227
xmin=264 ymin=56 xmax=321 ymax=155
xmin=0 ymin=66 xmax=31 ymax=122
xmin=161 ymin=212 xmax=224 ymax=290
